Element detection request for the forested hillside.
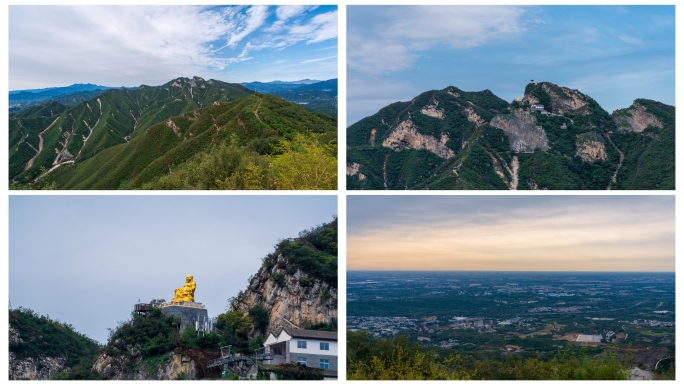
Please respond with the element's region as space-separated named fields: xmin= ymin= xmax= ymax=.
xmin=9 ymin=308 xmax=102 ymax=380
xmin=9 ymin=76 xmax=337 ymax=190
xmin=347 ymin=332 xmax=674 ymax=380
xmin=347 ymin=81 xmax=674 ymax=190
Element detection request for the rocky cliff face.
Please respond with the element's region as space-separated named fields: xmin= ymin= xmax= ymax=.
xmin=233 ymin=254 xmax=337 ymax=335
xmin=575 ymin=133 xmax=607 ymax=162
xmin=490 ymin=109 xmax=549 ymax=153
xmin=8 ymin=350 xmax=66 ymax=380
xmin=612 ymin=101 xmax=663 ymax=132
xmin=382 ymin=119 xmax=455 ymax=159
xmin=93 ymin=351 xmax=196 ymax=380
xmin=524 ymin=82 xmax=590 ymax=115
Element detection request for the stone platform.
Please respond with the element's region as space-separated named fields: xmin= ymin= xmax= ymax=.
xmin=160 ymin=302 xmax=209 ymax=328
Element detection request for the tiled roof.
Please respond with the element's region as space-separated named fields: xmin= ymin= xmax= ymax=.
xmin=282 ymin=328 xmax=337 ymax=341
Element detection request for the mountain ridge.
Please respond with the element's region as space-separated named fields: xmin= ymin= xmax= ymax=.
xmin=347 ymin=81 xmax=674 ymax=190
xmin=10 ymin=76 xmax=337 ymax=190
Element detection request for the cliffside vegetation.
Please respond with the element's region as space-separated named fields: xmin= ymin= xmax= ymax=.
xmin=9 ymin=308 xmax=103 ymax=379
xmin=347 ymin=82 xmax=674 ymax=190
xmin=261 ymin=218 xmax=338 ymax=288
xmin=347 ymin=332 xmax=631 ymax=380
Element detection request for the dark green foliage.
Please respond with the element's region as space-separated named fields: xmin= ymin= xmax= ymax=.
xmin=321 ymin=287 xmax=331 ymax=300
xmin=347 ymin=331 xmax=629 ymax=380
xmin=41 ymin=94 xmax=335 ymax=189
xmin=303 ymin=319 xmax=337 ymax=332
xmin=215 ymin=310 xmax=251 ymax=353
xmin=105 ymin=307 xmax=179 ymax=358
xmin=265 ymin=363 xmax=325 ymax=380
xmin=454 ymin=143 xmax=509 ymax=190
xmin=300 ymin=277 xmax=313 ymax=287
xmin=518 ymin=151 xmax=582 ymax=189
xmin=248 ymin=306 xmax=269 ymax=336
xmin=10 ymin=77 xmax=337 ymax=190
xmin=348 ymin=82 xmax=672 ymax=190
xmin=611 ymin=99 xmax=675 ymax=190
xmin=269 ymin=272 xmax=286 ymax=287
xmin=9 ymin=308 xmax=102 ymax=371
xmin=274 ymin=219 xmax=338 ymax=287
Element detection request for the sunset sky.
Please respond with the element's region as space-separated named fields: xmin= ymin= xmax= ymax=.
xmin=347 ymin=196 xmax=674 ymax=272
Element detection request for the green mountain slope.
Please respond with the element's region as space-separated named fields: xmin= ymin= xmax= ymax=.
xmin=347 ymin=81 xmax=674 ymax=190
xmin=45 ymin=93 xmax=336 ymax=189
xmin=9 ymin=77 xmax=252 ymax=182
xmin=9 ymin=308 xmax=103 ymax=379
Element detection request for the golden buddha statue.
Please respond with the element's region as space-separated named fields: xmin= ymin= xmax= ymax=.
xmin=171 ymin=275 xmax=196 ymax=303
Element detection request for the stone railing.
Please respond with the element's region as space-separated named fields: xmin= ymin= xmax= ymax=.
xmin=159 ymin=301 xmax=205 ymax=309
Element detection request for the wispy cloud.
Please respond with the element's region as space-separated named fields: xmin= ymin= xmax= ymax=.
xmin=225 ymin=6 xmax=268 ymax=48
xmin=300 ymin=55 xmax=336 ymax=64
xmin=9 ymin=5 xmax=338 ymax=88
xmin=348 ymin=196 xmax=674 ymax=272
xmin=348 ymin=6 xmax=526 ymax=75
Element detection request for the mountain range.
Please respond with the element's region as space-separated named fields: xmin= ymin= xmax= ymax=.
xmin=9 ymin=83 xmax=115 ymax=111
xmin=9 ymin=76 xmax=337 ymax=190
xmin=242 ymin=79 xmax=337 ymax=117
xmin=347 ymin=81 xmax=674 ymax=190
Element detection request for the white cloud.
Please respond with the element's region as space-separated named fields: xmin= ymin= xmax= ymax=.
xmin=10 ymin=6 xmax=248 ymax=87
xmin=348 ymin=6 xmax=525 ymax=75
xmin=269 ymin=5 xmax=318 ymax=31
xmin=225 ymin=6 xmax=269 ymax=48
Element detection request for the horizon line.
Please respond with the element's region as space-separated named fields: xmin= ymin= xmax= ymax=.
xmin=9 ymin=77 xmax=339 ymax=92
xmin=348 ymin=270 xmax=675 ymax=273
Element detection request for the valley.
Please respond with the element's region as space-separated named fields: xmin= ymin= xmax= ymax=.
xmin=347 ymin=271 xmax=675 ymax=379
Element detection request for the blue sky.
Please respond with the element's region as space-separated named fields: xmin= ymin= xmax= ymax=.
xmin=347 ymin=5 xmax=675 ymax=125
xmin=9 ymin=196 xmax=337 ymax=343
xmin=9 ymin=5 xmax=337 ymax=90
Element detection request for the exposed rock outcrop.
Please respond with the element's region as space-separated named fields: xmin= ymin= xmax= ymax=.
xmin=490 ymin=110 xmax=549 ymax=153
xmin=464 ymin=107 xmax=485 ymax=127
xmin=420 ymin=100 xmax=445 ymax=119
xmin=542 ymin=83 xmax=589 ymax=115
xmin=93 ymin=352 xmax=196 ymax=380
xmin=523 ymin=82 xmax=589 ymax=115
xmin=612 ymin=101 xmax=663 ymax=132
xmin=382 ymin=119 xmax=455 ymax=159
xmin=8 ymin=352 xmax=67 ymax=380
xmin=233 ymin=252 xmax=337 ymax=335
xmin=346 ymin=162 xmax=366 ymax=180
xmin=576 ymin=133 xmax=607 ymax=162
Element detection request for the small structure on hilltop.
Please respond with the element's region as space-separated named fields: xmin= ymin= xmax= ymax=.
xmin=134 ymin=275 xmax=211 ymax=331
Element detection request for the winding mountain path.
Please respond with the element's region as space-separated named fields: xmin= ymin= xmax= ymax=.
xmin=76 ymin=98 xmax=103 ymax=159
xmin=254 ymin=98 xmax=264 ymax=124
xmin=605 ymin=133 xmax=624 ymax=190
xmin=24 ymin=116 xmax=60 ymax=171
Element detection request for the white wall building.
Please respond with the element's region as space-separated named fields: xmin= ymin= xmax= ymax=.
xmin=263 ymin=329 xmax=338 ymax=378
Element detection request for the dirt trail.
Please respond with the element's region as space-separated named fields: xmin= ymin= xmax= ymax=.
xmin=510 ymin=156 xmax=519 ymax=190
xmin=383 ymin=153 xmax=390 ymax=189
xmin=24 ymin=116 xmax=60 ymax=171
xmin=605 ymin=133 xmax=624 ymax=190
xmin=76 ymin=98 xmax=103 ymax=159
xmin=254 ymin=98 xmax=264 ymax=124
